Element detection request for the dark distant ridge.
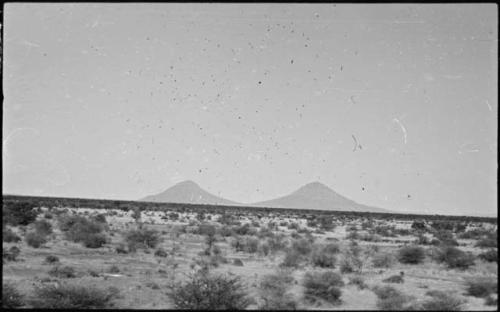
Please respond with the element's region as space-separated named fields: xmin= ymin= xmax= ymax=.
xmin=252 ymin=181 xmax=389 ymax=213
xmin=140 ymin=180 xmax=240 ymax=206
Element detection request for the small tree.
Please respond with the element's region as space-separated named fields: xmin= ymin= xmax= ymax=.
xmin=167 ymin=270 xmax=253 ymax=309
xmin=398 ymin=246 xmax=425 ymax=264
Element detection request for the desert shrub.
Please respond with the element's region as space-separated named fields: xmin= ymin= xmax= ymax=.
xmin=154 ymin=248 xmax=168 ymax=258
xmin=259 ymin=270 xmax=297 ymax=310
xmin=233 ymin=258 xmax=244 ymax=266
xmin=3 ymin=202 xmax=38 ymax=226
xmin=415 ymin=234 xmax=431 ymax=245
xmin=411 ymin=220 xmax=427 ymax=231
xmin=60 ymin=215 xmax=105 ymax=246
xmin=323 ymin=243 xmax=340 ymax=254
xmin=3 ymin=282 xmax=24 ymax=308
xmin=485 ymin=295 xmax=497 ymax=306
xmin=280 ymin=249 xmax=302 ymax=268
xmin=372 ymin=252 xmax=395 ymax=268
xmin=374 ymin=225 xmax=396 ymax=237
xmin=434 ymin=230 xmax=459 ymax=246
xmin=258 ymin=242 xmax=270 ymax=256
xmin=197 ymin=223 xmax=217 ymax=237
xmin=422 ymin=290 xmax=465 ymax=310
xmin=25 ymin=231 xmax=47 ymax=248
xmin=167 ymin=270 xmax=253 ymax=309
xmin=44 ymin=255 xmax=60 ymax=264
xmin=168 ymin=212 xmax=180 ymax=221
xmin=398 ymin=246 xmax=425 ymax=264
xmin=458 ymin=228 xmax=490 ymax=239
xmin=92 ymin=213 xmax=107 ymax=224
xmin=346 ymin=230 xmax=359 ymax=240
xmin=303 ymin=271 xmax=344 ymax=304
xmin=434 ymin=246 xmax=475 ymax=269
xmin=360 ymin=233 xmax=382 ymax=242
xmin=3 ymin=227 xmax=21 ymax=243
xmin=267 ymin=234 xmax=288 ymax=253
xmin=108 ymin=265 xmax=120 ymax=273
xmin=30 ymin=283 xmax=118 ymax=308
xmin=233 ymin=223 xmax=257 ymax=236
xmin=348 ymin=275 xmax=367 ymax=289
xmin=310 ymin=245 xmax=337 ymax=268
xmin=33 ymin=220 xmax=53 ymax=236
xmin=3 ymin=246 xmax=21 ymax=262
xmin=291 ymin=238 xmax=312 ymax=256
xmin=478 ymin=249 xmax=497 ymax=262
xmin=48 ymin=265 xmax=77 ymax=278
xmin=82 ymin=233 xmax=107 ymax=248
xmin=124 ymin=228 xmax=160 ymax=250
xmin=115 ymin=243 xmax=128 ymax=254
xmin=373 ymin=285 xmax=411 ymax=310
xmin=475 ymin=238 xmax=497 ymax=248
xmin=339 ymin=244 xmax=364 ymax=273
xmin=231 ymin=236 xmax=259 ymax=253
xmin=319 ymin=216 xmax=336 ymax=231
xmin=288 ymin=222 xmax=300 ymax=230
xmin=465 ymin=278 xmax=497 ymax=298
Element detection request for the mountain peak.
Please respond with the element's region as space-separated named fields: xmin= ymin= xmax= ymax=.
xmin=140 ymin=180 xmax=239 ymax=206
xmin=174 ymin=180 xmax=200 ymax=188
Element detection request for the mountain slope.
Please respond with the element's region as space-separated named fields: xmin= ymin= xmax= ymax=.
xmin=140 ymin=180 xmax=240 ymax=206
xmin=252 ymin=182 xmax=389 ymax=213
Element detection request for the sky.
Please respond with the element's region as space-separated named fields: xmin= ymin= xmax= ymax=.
xmin=2 ymin=3 xmax=498 ymax=217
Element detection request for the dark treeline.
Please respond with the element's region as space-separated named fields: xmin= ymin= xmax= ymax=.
xmin=2 ymin=194 xmax=496 ymax=224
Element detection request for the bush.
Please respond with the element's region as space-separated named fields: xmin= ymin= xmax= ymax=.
xmin=280 ymin=249 xmax=302 ymax=268
xmin=154 ymin=248 xmax=168 ymax=257
xmin=398 ymin=246 xmax=425 ymax=264
xmin=82 ymin=233 xmax=107 ymax=248
xmin=478 ymin=249 xmax=497 ymax=262
xmin=3 ymin=282 xmax=24 ymax=308
xmin=60 ymin=215 xmax=105 ymax=247
xmin=259 ymin=270 xmax=297 ymax=309
xmin=231 ymin=236 xmax=259 ymax=254
xmin=465 ymin=278 xmax=497 ymax=298
xmin=372 ymin=252 xmax=395 ymax=268
xmin=311 ymin=245 xmax=337 ymax=268
xmin=33 ymin=220 xmax=53 ymax=236
xmin=3 ymin=202 xmax=38 ymax=226
xmin=475 ymin=238 xmax=497 ymax=248
xmin=434 ymin=246 xmax=475 ymax=269
xmin=422 ymin=290 xmax=465 ymax=310
xmin=233 ymin=258 xmax=244 ymax=266
xmin=373 ymin=285 xmax=411 ymax=310
xmin=303 ymin=271 xmax=344 ymax=304
xmin=339 ymin=245 xmax=364 ymax=273
xmin=30 ymin=283 xmax=118 ymax=308
xmin=3 ymin=246 xmax=21 ymax=262
xmin=25 ymin=231 xmax=47 ymax=248
xmin=3 ymin=228 xmax=21 ymax=243
xmin=348 ymin=275 xmax=367 ymax=289
xmin=167 ymin=270 xmax=253 ymax=309
xmin=44 ymin=255 xmax=60 ymax=264
xmin=291 ymin=238 xmax=312 ymax=256
xmin=124 ymin=228 xmax=161 ymax=250
xmin=48 ymin=265 xmax=76 ymax=278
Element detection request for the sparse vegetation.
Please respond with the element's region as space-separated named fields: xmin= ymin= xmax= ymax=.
xmin=167 ymin=270 xmax=253 ymax=309
xmin=30 ymin=283 xmax=119 ymax=308
xmin=25 ymin=231 xmax=47 ymax=248
xmin=3 ymin=282 xmax=24 ymax=308
xmin=398 ymin=245 xmax=425 ymax=264
xmin=303 ymin=271 xmax=344 ymax=304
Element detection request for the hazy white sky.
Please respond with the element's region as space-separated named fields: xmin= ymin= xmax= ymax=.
xmin=3 ymin=3 xmax=497 ymax=216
